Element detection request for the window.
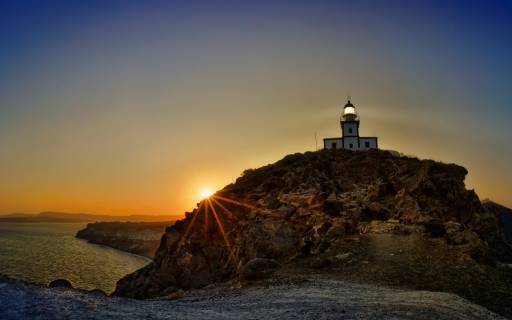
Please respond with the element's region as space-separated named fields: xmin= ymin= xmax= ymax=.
xmin=349 ymin=143 xmax=353 ymax=149
xmin=348 ymin=128 xmax=353 ymax=134
xmin=365 ymin=141 xmax=370 ymax=148
xmin=331 ymin=142 xmax=337 ymax=149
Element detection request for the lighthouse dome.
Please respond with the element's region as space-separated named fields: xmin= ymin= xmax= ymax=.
xmin=343 ymin=100 xmax=357 ymax=119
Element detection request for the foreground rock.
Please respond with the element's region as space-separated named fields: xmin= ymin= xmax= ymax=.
xmin=113 ymin=149 xmax=512 ymax=316
xmin=0 ymin=277 xmax=505 ymax=320
xmin=76 ymin=221 xmax=174 ymax=258
xmin=48 ymin=279 xmax=72 ymax=289
xmin=240 ymin=258 xmax=281 ymax=281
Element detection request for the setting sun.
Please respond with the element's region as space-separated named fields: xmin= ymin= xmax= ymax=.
xmin=199 ymin=187 xmax=214 ymax=200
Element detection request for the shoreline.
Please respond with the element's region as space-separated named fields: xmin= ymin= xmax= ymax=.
xmin=0 ymin=222 xmax=150 ymax=294
xmin=75 ymin=221 xmax=173 ymax=259
xmin=74 ymin=237 xmax=154 ymax=263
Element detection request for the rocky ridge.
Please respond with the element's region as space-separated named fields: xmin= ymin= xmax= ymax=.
xmin=114 ymin=149 xmax=512 ymax=316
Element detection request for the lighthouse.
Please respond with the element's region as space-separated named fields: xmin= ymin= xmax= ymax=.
xmin=323 ymin=99 xmax=378 ymax=150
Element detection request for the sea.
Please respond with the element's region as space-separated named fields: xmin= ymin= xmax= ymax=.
xmin=0 ymin=222 xmax=150 ymax=294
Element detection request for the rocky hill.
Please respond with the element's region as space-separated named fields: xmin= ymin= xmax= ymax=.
xmin=76 ymin=222 xmax=174 ymax=258
xmin=113 ymin=149 xmax=512 ymax=317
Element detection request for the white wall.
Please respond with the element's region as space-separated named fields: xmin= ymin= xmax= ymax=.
xmin=324 ymin=138 xmax=343 ymax=149
xmin=359 ymin=137 xmax=378 ymax=150
xmin=343 ymin=136 xmax=359 ymax=150
xmin=325 ymin=119 xmax=377 ymax=151
xmin=342 ymin=121 xmax=359 ymax=137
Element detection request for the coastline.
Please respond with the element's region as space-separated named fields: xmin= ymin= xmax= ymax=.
xmin=75 ymin=221 xmax=174 ymax=259
xmin=0 ymin=222 xmax=149 ymax=294
xmin=74 ymin=238 xmax=153 ymax=263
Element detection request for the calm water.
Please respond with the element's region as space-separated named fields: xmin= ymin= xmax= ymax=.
xmin=0 ymin=222 xmax=150 ymax=293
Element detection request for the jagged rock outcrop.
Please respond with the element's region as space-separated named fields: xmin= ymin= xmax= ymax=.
xmin=76 ymin=222 xmax=172 ymax=258
xmin=114 ymin=149 xmax=510 ymax=299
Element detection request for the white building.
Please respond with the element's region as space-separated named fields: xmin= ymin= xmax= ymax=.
xmin=323 ymin=99 xmax=378 ymax=150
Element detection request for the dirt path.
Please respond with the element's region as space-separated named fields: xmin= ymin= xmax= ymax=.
xmin=294 ymin=233 xmax=512 ymax=318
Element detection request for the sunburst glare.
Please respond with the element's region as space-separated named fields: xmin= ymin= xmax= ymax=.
xmin=199 ymin=187 xmax=214 ymax=200
xmin=176 ymin=193 xmax=260 ymax=264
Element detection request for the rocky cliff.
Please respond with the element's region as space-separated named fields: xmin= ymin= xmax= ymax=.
xmin=76 ymin=222 xmax=173 ymax=258
xmin=113 ymin=149 xmax=512 ymax=316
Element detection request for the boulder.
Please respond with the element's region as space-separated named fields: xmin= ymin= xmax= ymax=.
xmin=323 ymin=193 xmax=344 ymax=217
xmin=445 ymin=223 xmax=479 ymax=246
xmin=48 ymin=279 xmax=72 ymax=289
xmin=329 ymin=252 xmax=352 ymax=263
xmin=240 ymin=258 xmax=281 ymax=281
xmin=325 ymin=218 xmax=356 ymax=239
xmin=424 ymin=219 xmax=446 ymax=237
xmin=362 ymin=202 xmax=387 ymax=220
xmin=88 ymin=289 xmax=107 ymax=296
xmin=309 ymin=257 xmax=330 ymax=268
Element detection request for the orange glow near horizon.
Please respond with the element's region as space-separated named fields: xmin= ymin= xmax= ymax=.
xmin=1 ymin=2 xmax=511 ymax=215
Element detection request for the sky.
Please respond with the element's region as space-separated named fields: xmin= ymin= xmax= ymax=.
xmin=0 ymin=0 xmax=511 ymax=215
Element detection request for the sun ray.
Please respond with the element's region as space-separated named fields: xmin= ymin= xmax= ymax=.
xmin=177 ymin=200 xmax=204 ymax=252
xmin=211 ymin=197 xmax=237 ymax=220
xmin=177 ymin=193 xmax=252 ymax=261
xmin=213 ymin=195 xmax=258 ymax=210
xmin=207 ymin=199 xmax=236 ymax=265
xmin=203 ymin=199 xmax=209 ymax=237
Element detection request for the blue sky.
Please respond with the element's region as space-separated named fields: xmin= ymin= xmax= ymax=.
xmin=0 ymin=0 xmax=511 ymax=213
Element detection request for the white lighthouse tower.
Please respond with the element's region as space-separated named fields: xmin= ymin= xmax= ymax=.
xmin=323 ymin=99 xmax=378 ymax=150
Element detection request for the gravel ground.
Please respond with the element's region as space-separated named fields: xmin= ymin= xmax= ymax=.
xmin=0 ymin=278 xmax=506 ymax=320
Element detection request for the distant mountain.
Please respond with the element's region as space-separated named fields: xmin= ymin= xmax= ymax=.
xmin=0 ymin=212 xmax=181 ymax=223
xmin=482 ymin=200 xmax=512 ymax=243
